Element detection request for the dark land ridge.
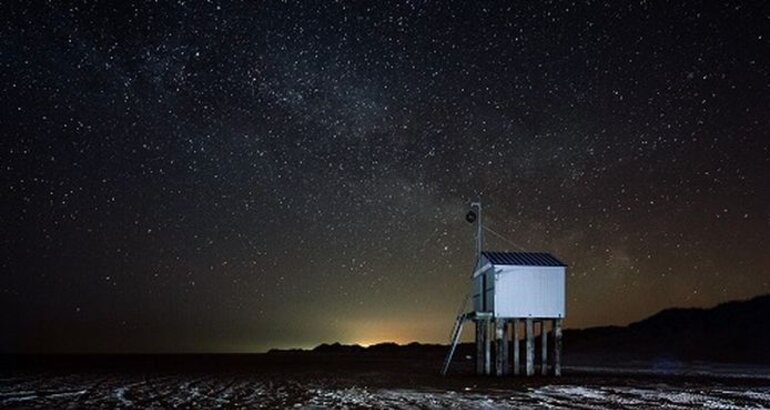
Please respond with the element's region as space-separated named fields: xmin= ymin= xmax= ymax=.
xmin=272 ymin=294 xmax=770 ymax=365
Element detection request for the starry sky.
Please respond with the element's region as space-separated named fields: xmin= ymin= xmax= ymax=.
xmin=1 ymin=1 xmax=768 ymax=353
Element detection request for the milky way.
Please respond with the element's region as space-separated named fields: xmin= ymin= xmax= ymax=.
xmin=1 ymin=1 xmax=768 ymax=352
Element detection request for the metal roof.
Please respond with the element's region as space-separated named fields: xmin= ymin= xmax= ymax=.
xmin=482 ymin=251 xmax=566 ymax=267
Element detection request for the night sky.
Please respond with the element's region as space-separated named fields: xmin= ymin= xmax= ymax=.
xmin=1 ymin=1 xmax=768 ymax=353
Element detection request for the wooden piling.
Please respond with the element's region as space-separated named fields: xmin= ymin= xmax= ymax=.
xmin=554 ymin=318 xmax=562 ymax=376
xmin=495 ymin=320 xmax=503 ymax=376
xmin=525 ymin=318 xmax=534 ymax=376
xmin=540 ymin=320 xmax=548 ymax=376
xmin=475 ymin=319 xmax=484 ymax=374
xmin=484 ymin=318 xmax=491 ymax=375
xmin=513 ymin=318 xmax=520 ymax=376
xmin=495 ymin=319 xmax=510 ymax=376
xmin=502 ymin=320 xmax=510 ymax=375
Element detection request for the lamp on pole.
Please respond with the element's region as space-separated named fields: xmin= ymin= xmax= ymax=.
xmin=466 ymin=201 xmax=483 ymax=257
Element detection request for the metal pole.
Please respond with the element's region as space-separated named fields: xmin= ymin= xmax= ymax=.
xmin=477 ymin=202 xmax=483 ymax=256
xmin=471 ymin=201 xmax=483 ymax=257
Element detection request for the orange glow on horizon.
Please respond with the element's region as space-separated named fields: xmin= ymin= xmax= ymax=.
xmin=341 ymin=316 xmax=451 ymax=347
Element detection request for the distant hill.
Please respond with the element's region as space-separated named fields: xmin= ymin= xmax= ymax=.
xmin=565 ymin=294 xmax=770 ymax=364
xmin=269 ymin=294 xmax=770 ymax=365
xmin=312 ymin=342 xmax=365 ymax=354
xmin=269 ymin=341 xmax=447 ymax=355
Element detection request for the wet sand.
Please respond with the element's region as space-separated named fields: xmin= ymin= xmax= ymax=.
xmin=1 ymin=353 xmax=769 ymax=409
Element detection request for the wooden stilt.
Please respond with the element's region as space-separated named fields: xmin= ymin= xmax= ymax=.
xmin=495 ymin=320 xmax=508 ymax=376
xmin=541 ymin=320 xmax=548 ymax=376
xmin=484 ymin=318 xmax=491 ymax=375
xmin=513 ymin=318 xmax=520 ymax=376
xmin=502 ymin=320 xmax=510 ymax=375
xmin=476 ymin=319 xmax=484 ymax=374
xmin=525 ymin=318 xmax=534 ymax=376
xmin=554 ymin=318 xmax=563 ymax=376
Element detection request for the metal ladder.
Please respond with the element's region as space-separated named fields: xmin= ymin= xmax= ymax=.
xmin=441 ymin=293 xmax=470 ymax=376
xmin=441 ymin=313 xmax=468 ymax=375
